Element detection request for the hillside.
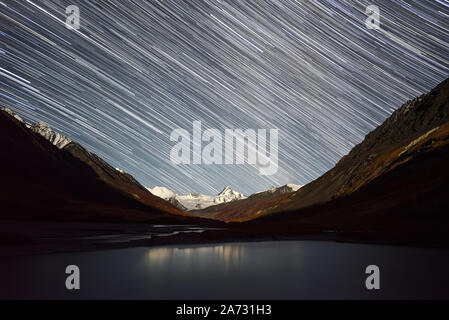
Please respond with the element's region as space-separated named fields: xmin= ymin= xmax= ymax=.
xmin=0 ymin=109 xmax=197 ymax=223
xmin=189 ymin=78 xmax=449 ymax=222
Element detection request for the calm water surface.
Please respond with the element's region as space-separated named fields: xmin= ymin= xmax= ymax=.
xmin=1 ymin=241 xmax=449 ymax=299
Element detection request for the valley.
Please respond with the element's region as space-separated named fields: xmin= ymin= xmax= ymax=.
xmin=1 ymin=78 xmax=449 ymax=256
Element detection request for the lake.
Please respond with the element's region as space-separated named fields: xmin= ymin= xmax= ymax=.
xmin=1 ymin=241 xmax=449 ymax=299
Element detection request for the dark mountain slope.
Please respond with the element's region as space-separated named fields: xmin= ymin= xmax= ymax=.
xmin=268 ymin=78 xmax=449 ymax=215
xmin=240 ymin=135 xmax=449 ymax=246
xmin=0 ymin=110 xmax=194 ymax=223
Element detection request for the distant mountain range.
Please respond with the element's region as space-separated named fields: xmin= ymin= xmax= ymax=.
xmin=146 ymin=186 xmax=246 ymax=211
xmin=147 ymin=184 xmax=303 ymax=211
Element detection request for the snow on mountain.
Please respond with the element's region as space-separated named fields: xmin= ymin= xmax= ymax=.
xmin=147 ymin=184 xmax=301 ymax=211
xmin=146 ymin=186 xmax=246 ymax=211
xmin=30 ymin=121 xmax=71 ymax=149
xmin=286 ymin=184 xmax=303 ymax=191
xmin=214 ymin=186 xmax=246 ymax=204
xmin=146 ymin=186 xmax=176 ymax=200
xmin=177 ymin=193 xmax=216 ymax=210
xmin=1 ymin=107 xmax=70 ymax=148
xmin=1 ymin=107 xmax=30 ymax=127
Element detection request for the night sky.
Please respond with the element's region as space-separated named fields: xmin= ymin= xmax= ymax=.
xmin=1 ymin=0 xmax=448 ymax=195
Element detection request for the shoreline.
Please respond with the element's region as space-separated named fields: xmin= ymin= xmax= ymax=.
xmin=1 ymin=222 xmax=448 ymax=258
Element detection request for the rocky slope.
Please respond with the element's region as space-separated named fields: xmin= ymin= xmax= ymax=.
xmin=250 ymin=184 xmax=303 ymax=199
xmin=30 ymin=121 xmax=71 ymax=149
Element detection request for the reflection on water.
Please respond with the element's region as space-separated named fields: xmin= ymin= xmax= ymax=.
xmin=1 ymin=241 xmax=449 ymax=299
xmin=146 ymin=244 xmax=251 ymax=271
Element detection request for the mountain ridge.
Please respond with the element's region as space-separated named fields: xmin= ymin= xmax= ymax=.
xmin=0 ymin=107 xmax=196 ymax=222
xmin=267 ymin=77 xmax=449 ymax=215
xmin=185 ymin=78 xmax=449 ymax=222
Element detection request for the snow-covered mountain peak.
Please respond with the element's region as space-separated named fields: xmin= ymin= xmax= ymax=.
xmin=30 ymin=121 xmax=71 ymax=149
xmin=146 ymin=186 xmax=176 ymax=200
xmin=215 ymin=186 xmax=245 ymax=204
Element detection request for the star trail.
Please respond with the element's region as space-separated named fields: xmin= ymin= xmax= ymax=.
xmin=0 ymin=0 xmax=448 ymax=195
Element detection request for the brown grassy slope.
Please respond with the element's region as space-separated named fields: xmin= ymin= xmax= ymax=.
xmin=189 ymin=78 xmax=449 ymax=222
xmin=242 ymin=140 xmax=449 ymax=244
xmin=269 ymin=77 xmax=449 ymax=215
